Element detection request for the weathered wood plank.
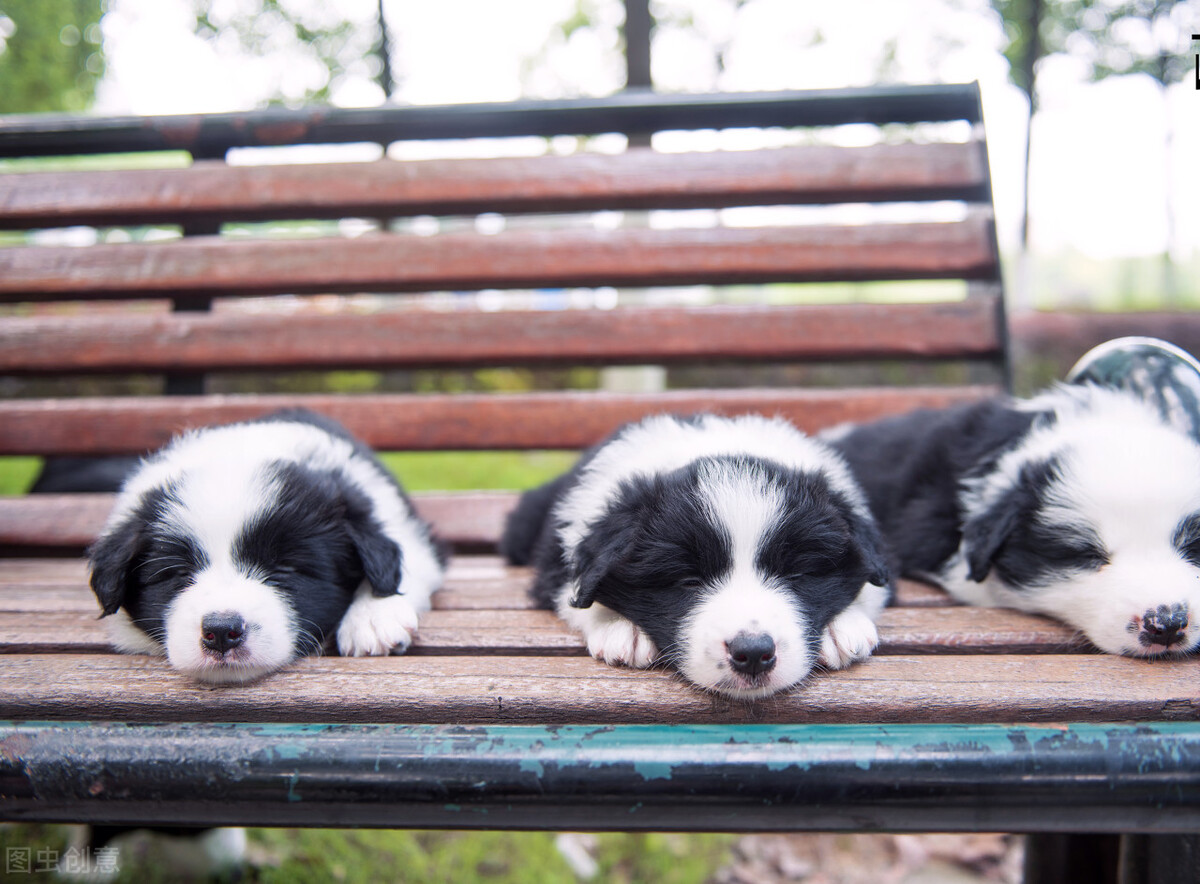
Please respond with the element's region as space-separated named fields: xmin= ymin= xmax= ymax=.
xmin=0 ymin=653 xmax=1193 ymax=724
xmin=0 ymin=605 xmax=1086 ymax=657
xmin=0 ymin=299 xmax=1003 ymax=375
xmin=0 ymin=219 xmax=998 ymax=303
xmin=0 ymin=385 xmax=998 ymax=456
xmin=0 ymin=142 xmax=990 ymax=229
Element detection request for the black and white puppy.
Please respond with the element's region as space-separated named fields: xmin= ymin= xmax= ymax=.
xmin=88 ymin=410 xmax=446 ymax=683
xmin=502 ymin=414 xmax=892 ymax=698
xmin=827 ymin=384 xmax=1200 ymax=657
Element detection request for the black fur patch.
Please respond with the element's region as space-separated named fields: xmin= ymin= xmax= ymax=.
xmin=830 ymin=399 xmax=1044 ymax=578
xmin=88 ymin=484 xmax=184 ymax=619
xmin=233 ymin=462 xmax=385 ymax=649
xmin=1172 ymin=512 xmax=1200 ymax=568
xmin=568 ymin=464 xmax=734 ymax=656
xmin=962 ymin=457 xmax=1109 ymax=588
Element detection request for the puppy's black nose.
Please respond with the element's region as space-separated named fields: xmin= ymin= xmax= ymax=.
xmin=1141 ymin=603 xmax=1189 ymax=648
xmin=201 ymin=613 xmax=247 ymax=654
xmin=728 ymin=632 xmax=776 ymax=677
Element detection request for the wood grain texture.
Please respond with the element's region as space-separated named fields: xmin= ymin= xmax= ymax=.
xmin=0 ymin=385 xmax=999 ymax=456
xmin=0 ymin=219 xmax=998 ymax=303
xmin=0 ymin=299 xmax=1003 ymax=375
xmin=0 ymin=142 xmax=989 ymax=229
xmin=0 ymin=653 xmax=1192 ymax=725
xmin=0 ymin=605 xmax=1086 ymax=657
xmin=0 ymin=558 xmax=947 ymax=611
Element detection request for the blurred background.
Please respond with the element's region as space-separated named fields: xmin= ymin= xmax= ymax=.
xmin=0 ymin=1 xmax=1196 ymax=881
xmin=5 ymin=0 xmax=1200 ymax=309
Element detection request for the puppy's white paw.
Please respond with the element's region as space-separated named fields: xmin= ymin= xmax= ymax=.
xmin=818 ymin=607 xmax=879 ymax=670
xmin=336 ymin=591 xmax=419 ymax=657
xmin=585 ymin=616 xmax=658 ymax=668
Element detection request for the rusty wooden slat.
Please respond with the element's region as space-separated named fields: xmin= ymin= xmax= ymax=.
xmin=0 ymin=219 xmax=998 ymax=303
xmin=0 ymin=605 xmax=1087 ymax=658
xmin=0 ymin=142 xmax=989 ymax=229
xmin=0 ymin=653 xmax=1194 ymax=724
xmin=0 ymin=386 xmax=999 ymax=456
xmin=0 ymin=299 xmax=1003 ymax=375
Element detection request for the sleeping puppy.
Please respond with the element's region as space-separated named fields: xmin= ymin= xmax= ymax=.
xmin=826 ymin=384 xmax=1200 ymax=657
xmin=502 ymin=414 xmax=892 ymax=698
xmin=88 ymin=409 xmax=446 ymax=683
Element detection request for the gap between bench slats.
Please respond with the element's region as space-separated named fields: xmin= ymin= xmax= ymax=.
xmin=0 ymin=653 xmax=1192 ymax=725
xmin=0 ymin=385 xmax=1000 ymax=456
xmin=0 ymin=300 xmax=1003 ymax=375
xmin=0 ymin=219 xmax=997 ymax=303
xmin=0 ymin=142 xmax=990 ymax=229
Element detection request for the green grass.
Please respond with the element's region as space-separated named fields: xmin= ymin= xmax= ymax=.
xmin=0 ymin=825 xmax=735 ymax=883
xmin=0 ymin=457 xmax=40 ymax=495
xmin=380 ymin=451 xmax=577 ymax=493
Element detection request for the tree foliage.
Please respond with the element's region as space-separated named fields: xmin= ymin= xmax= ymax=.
xmin=0 ymin=0 xmax=105 ymax=113
xmin=1064 ymin=0 xmax=1197 ymax=87
xmin=191 ymin=0 xmax=386 ymax=106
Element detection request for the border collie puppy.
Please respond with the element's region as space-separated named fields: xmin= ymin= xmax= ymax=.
xmin=88 ymin=410 xmax=446 ymax=683
xmin=502 ymin=414 xmax=892 ymax=698
xmin=826 ymin=384 xmax=1200 ymax=658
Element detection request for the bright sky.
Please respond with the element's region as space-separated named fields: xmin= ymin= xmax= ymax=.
xmin=93 ymin=0 xmax=1200 ymax=263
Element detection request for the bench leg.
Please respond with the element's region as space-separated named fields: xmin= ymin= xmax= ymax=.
xmin=1023 ymin=834 xmax=1120 ymax=884
xmin=1118 ymin=834 xmax=1200 ymax=884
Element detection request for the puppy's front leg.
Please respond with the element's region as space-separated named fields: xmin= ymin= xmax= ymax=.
xmin=817 ymin=582 xmax=888 ymax=670
xmin=560 ymin=601 xmax=658 ymax=668
xmin=337 ymin=585 xmax=420 ymax=656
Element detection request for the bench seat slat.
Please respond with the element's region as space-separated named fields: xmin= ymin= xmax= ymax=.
xmin=0 ymin=385 xmax=999 ymax=456
xmin=0 ymin=219 xmax=997 ymax=303
xmin=0 ymin=558 xmax=952 ymax=610
xmin=0 ymin=299 xmax=1003 ymax=374
xmin=0 ymin=606 xmax=1090 ymax=657
xmin=0 ymin=142 xmax=990 ymax=229
xmin=0 ymin=652 xmax=1192 ymax=725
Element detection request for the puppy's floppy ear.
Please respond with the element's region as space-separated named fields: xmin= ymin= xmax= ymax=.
xmin=568 ymin=474 xmax=659 ymax=609
xmin=88 ymin=516 xmax=145 ymax=616
xmin=340 ymin=481 xmax=404 ymax=597
xmin=569 ymin=519 xmax=639 ymax=609
xmin=844 ymin=506 xmax=892 ymax=589
xmin=962 ymin=495 xmax=1021 ymax=583
xmin=961 ymin=458 xmax=1057 ymax=582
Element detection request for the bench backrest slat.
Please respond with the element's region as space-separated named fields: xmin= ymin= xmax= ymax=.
xmin=0 ymin=142 xmax=988 ymax=229
xmin=1 ymin=300 xmax=1002 ymax=375
xmin=0 ymin=386 xmax=996 ymax=456
xmin=0 ymin=84 xmax=1006 ymax=487
xmin=0 ymin=219 xmax=996 ymax=303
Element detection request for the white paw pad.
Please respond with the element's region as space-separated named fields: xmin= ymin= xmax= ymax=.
xmin=336 ymin=593 xmax=420 ymax=657
xmin=585 ymin=617 xmax=658 ymax=668
xmin=818 ymin=608 xmax=879 ymax=670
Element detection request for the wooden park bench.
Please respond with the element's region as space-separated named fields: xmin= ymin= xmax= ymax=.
xmin=0 ymin=85 xmax=1196 ymax=882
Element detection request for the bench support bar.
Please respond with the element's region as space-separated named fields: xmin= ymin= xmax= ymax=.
xmin=2 ymin=722 xmax=1198 ymax=832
